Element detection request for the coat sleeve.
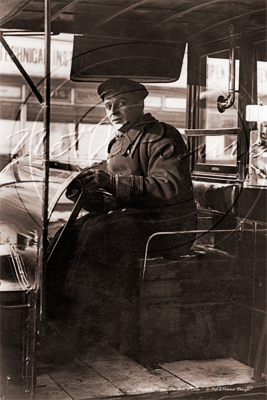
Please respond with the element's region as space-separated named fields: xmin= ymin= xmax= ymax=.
xmin=141 ymin=128 xmax=194 ymax=206
xmin=114 ymin=125 xmax=195 ymax=207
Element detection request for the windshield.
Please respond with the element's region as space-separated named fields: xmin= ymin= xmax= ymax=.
xmin=0 ymin=34 xmax=189 ymax=173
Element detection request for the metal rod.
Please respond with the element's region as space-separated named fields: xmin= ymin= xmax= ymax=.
xmin=0 ymin=31 xmax=44 ymax=104
xmin=142 ymin=228 xmax=241 ymax=280
xmin=217 ymin=24 xmax=236 ymax=113
xmin=1 ymin=304 xmax=30 ymax=310
xmin=39 ymin=0 xmax=51 ymax=325
xmin=247 ymin=221 xmax=257 ymax=367
xmin=185 ymin=128 xmax=241 ymax=136
xmin=29 ymin=293 xmax=37 ymax=396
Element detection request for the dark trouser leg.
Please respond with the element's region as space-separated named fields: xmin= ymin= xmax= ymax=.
xmin=45 ymin=212 xmax=99 ymax=319
xmin=61 ymin=208 xmax=197 ymax=351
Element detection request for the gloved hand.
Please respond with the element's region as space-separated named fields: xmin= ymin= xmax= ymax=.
xmin=75 ymin=168 xmax=115 ymax=194
xmin=66 ymin=168 xmax=116 ymax=212
xmin=66 ymin=167 xmax=144 ymax=208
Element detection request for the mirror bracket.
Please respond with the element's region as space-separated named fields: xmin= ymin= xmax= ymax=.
xmin=217 ymin=24 xmax=237 ymax=113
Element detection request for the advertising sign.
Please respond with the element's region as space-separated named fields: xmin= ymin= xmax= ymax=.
xmin=0 ymin=34 xmax=73 ymax=78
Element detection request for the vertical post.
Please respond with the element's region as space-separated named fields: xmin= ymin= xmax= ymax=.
xmin=253 ymin=314 xmax=267 ymax=381
xmin=237 ymin=31 xmax=253 ymax=182
xmin=20 ymin=85 xmax=27 ymax=133
xmin=247 ymin=221 xmax=257 ymax=367
xmin=228 ymin=25 xmax=235 ymax=102
xmin=33 ymin=2 xmax=51 ymax=397
xmin=75 ymin=119 xmax=79 ymax=151
xmin=187 ymin=45 xmax=202 ymax=172
xmin=24 ymin=292 xmax=37 ymax=398
xmin=39 ymin=0 xmax=51 ymax=325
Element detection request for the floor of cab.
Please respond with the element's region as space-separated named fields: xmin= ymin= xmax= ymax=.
xmin=32 ymin=343 xmax=266 ymax=400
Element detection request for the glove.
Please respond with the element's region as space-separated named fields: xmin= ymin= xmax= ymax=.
xmin=66 ymin=167 xmax=143 ymax=206
xmin=66 ymin=169 xmax=116 ymax=212
xmin=66 ymin=168 xmax=115 ymax=201
xmin=75 ymin=168 xmax=115 ymax=194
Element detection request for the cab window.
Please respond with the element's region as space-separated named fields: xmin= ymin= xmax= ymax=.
xmin=195 ymin=48 xmax=240 ymax=176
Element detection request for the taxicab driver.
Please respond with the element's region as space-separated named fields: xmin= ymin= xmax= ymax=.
xmin=46 ymin=78 xmax=197 ymax=356
xmin=64 ymin=77 xmax=197 ymax=265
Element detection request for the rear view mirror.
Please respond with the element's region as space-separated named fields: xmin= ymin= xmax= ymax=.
xmin=70 ymin=35 xmax=186 ymax=83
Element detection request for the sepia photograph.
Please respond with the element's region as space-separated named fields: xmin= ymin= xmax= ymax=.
xmin=0 ymin=1 xmax=266 ymax=399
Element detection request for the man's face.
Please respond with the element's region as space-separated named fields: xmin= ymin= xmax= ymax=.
xmin=104 ymin=92 xmax=144 ymax=130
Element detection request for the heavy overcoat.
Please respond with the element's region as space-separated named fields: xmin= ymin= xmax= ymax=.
xmin=47 ymin=114 xmax=197 ymax=344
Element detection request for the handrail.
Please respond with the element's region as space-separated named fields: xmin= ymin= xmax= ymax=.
xmin=141 ymin=228 xmax=241 ymax=281
xmin=184 ymin=128 xmax=241 ymax=136
xmin=217 ymin=24 xmax=237 ymax=113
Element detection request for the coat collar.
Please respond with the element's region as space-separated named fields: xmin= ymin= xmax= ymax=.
xmin=107 ymin=113 xmax=164 ymax=156
xmin=118 ymin=113 xmax=158 ymax=143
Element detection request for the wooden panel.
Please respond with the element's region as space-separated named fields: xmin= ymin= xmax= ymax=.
xmin=235 ymin=305 xmax=267 ymax=368
xmin=36 ymin=373 xmax=72 ymax=400
xmin=239 ymin=187 xmax=267 ymax=223
xmin=139 ymin=304 xmax=236 ymax=365
xmin=81 ymin=343 xmax=129 ymax=362
xmin=81 ymin=349 xmax=171 ymax=396
xmin=159 ymin=358 xmax=255 ymax=388
xmin=147 ymin=367 xmax=193 ymax=391
xmin=140 ymin=253 xmax=236 ymax=281
xmin=106 ymin=254 xmax=240 ymax=364
xmin=38 ymin=358 xmax=123 ymax=399
xmin=140 ymin=277 xmax=242 ymax=303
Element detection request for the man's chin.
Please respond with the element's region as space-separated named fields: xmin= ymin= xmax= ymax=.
xmin=114 ymin=121 xmax=129 ymax=132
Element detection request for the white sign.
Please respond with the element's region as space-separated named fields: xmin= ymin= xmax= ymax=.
xmin=0 ymin=34 xmax=73 ymax=78
xmin=0 ymin=86 xmax=21 ymax=98
xmin=246 ymin=105 xmax=267 ymax=122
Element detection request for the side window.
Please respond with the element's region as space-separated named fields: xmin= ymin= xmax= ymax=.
xmin=189 ymin=47 xmax=241 ymax=177
xmin=198 ymin=52 xmax=239 ymax=167
xmin=247 ymin=40 xmax=267 ymax=186
xmin=257 ymin=41 xmax=267 ymax=108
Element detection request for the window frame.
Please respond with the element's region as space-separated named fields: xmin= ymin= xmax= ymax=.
xmin=186 ymin=30 xmax=266 ymax=182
